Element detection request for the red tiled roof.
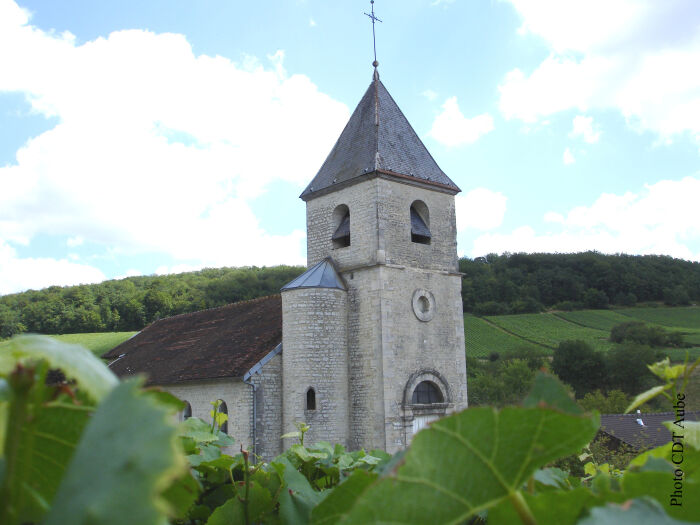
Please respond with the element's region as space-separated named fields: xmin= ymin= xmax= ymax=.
xmin=102 ymin=295 xmax=282 ymax=385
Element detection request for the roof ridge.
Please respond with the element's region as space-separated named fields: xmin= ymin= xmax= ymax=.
xmin=146 ymin=294 xmax=281 ymax=326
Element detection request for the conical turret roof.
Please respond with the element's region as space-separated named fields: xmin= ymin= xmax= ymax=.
xmin=281 ymin=257 xmax=347 ymax=291
xmin=300 ymin=71 xmax=459 ymax=201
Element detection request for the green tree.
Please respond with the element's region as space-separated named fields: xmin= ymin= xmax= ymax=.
xmin=579 ymin=389 xmax=630 ymax=413
xmin=582 ymin=288 xmax=609 ymax=309
xmin=605 ymin=342 xmax=660 ymax=395
xmin=551 ymin=340 xmax=606 ymax=397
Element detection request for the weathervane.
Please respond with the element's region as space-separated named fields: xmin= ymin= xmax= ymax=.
xmin=364 ymin=0 xmax=382 ymax=68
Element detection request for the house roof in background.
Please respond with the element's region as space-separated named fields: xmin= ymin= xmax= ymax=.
xmin=600 ymin=411 xmax=699 ymax=449
xmin=300 ymin=71 xmax=459 ymax=201
xmin=103 ymin=294 xmax=282 ymax=384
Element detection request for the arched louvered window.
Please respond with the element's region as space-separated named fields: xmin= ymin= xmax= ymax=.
xmin=411 ymin=381 xmax=443 ymax=404
xmin=332 ymin=205 xmax=350 ymax=248
xmin=410 ymin=201 xmax=431 ymax=245
xmin=306 ymin=388 xmax=317 ymax=410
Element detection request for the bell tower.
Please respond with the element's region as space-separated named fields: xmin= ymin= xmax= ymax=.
xmin=298 ymin=68 xmax=468 ymax=453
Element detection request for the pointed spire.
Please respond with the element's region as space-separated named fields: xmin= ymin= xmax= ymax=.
xmin=300 ymin=76 xmax=459 ymax=201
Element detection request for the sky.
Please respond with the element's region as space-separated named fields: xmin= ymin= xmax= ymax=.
xmin=1 ymin=0 xmax=699 ymax=295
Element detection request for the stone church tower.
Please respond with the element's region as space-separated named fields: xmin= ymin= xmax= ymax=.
xmin=281 ymin=69 xmax=468 ymax=454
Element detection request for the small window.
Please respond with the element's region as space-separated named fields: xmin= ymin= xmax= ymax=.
xmin=306 ymin=388 xmax=316 ymax=410
xmin=410 ymin=201 xmax=431 ymax=245
xmin=411 ymin=381 xmax=443 ymax=404
xmin=332 ymin=204 xmax=350 ymax=248
xmin=216 ymin=399 xmax=228 ymax=434
xmin=182 ymin=401 xmax=192 ymax=421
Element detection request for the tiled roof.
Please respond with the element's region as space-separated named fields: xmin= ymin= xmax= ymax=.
xmin=281 ymin=258 xmax=347 ymax=291
xmin=600 ymin=411 xmax=699 ymax=449
xmin=300 ymin=70 xmax=459 ymax=201
xmin=102 ymin=295 xmax=282 ymax=385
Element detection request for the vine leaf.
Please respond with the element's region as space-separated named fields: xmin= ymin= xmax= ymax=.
xmin=577 ymin=497 xmax=689 ymax=525
xmin=341 ymin=376 xmax=598 ymax=524
xmin=489 ymin=486 xmax=602 ymax=525
xmin=1 ymin=335 xmax=117 ymax=401
xmin=664 ymin=420 xmax=700 ymax=450
xmin=272 ymin=456 xmax=328 ymax=525
xmin=43 ymin=379 xmax=186 ymax=525
xmin=523 ymin=372 xmax=582 ymax=415
xmin=205 ymin=481 xmax=273 ymax=525
xmin=2 ymin=400 xmax=93 ymax=523
xmin=622 ymin=442 xmax=700 ymax=521
xmin=626 ymin=385 xmax=671 ymax=414
xmin=311 ymin=470 xmax=377 ymax=525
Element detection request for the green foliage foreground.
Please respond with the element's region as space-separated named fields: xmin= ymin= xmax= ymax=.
xmin=1 ymin=336 xmax=699 ymax=524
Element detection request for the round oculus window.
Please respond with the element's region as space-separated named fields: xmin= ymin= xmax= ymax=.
xmin=412 ymin=289 xmax=435 ymax=322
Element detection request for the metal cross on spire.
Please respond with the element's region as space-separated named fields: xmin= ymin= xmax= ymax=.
xmin=364 ymin=0 xmax=382 ymax=68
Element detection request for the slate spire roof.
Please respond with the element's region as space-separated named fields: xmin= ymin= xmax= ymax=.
xmin=300 ymin=70 xmax=460 ymax=201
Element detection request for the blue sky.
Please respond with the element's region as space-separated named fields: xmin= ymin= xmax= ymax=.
xmin=1 ymin=0 xmax=699 ymax=294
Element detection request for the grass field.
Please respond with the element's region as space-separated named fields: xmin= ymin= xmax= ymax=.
xmin=485 ymin=313 xmax=614 ymax=351
xmin=50 ymin=332 xmax=137 ymax=357
xmin=463 ymin=315 xmax=546 ymax=358
xmin=0 ymin=332 xmax=136 ymax=357
xmin=553 ymin=309 xmax=638 ymax=331
xmin=618 ymin=306 xmax=700 ymax=328
xmin=465 ymin=306 xmax=700 ymax=360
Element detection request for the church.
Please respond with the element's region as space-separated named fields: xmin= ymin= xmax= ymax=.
xmin=104 ymin=67 xmax=469 ymax=459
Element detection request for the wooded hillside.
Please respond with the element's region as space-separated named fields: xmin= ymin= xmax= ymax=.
xmin=0 ymin=265 xmax=304 ymax=337
xmin=460 ymin=252 xmax=700 ymax=315
xmin=1 ymin=252 xmax=699 ymax=337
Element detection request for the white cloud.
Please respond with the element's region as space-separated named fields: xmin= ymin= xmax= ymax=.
xmin=309 ymin=18 xmax=316 ymax=27
xmin=422 ymin=89 xmax=438 ymax=101
xmin=456 ymin=188 xmax=507 ymax=231
xmin=155 ymin=264 xmax=201 ymax=276
xmin=66 ymin=236 xmax=83 ymax=247
xmin=0 ymin=240 xmax=105 ymax=295
xmin=563 ymin=147 xmax=575 ymax=164
xmin=429 ymin=97 xmax=494 ymax=147
xmin=0 ymin=1 xmax=345 ymax=273
xmin=114 ymin=269 xmax=142 ymax=280
xmin=571 ymin=115 xmax=600 ymax=143
xmin=500 ymin=0 xmax=700 ymax=144
xmin=543 ymin=211 xmax=564 ymax=223
xmin=470 ymin=176 xmax=700 ymax=260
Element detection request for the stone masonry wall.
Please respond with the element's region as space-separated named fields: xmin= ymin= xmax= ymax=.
xmin=249 ymin=352 xmax=283 ymax=460
xmin=282 ymin=287 xmax=349 ymax=448
xmin=163 ymin=379 xmax=252 ymax=456
xmin=343 ymin=267 xmax=386 ymax=451
xmin=378 ymin=267 xmax=468 ymax=453
xmin=305 ymin=176 xmax=459 ymax=273
xmin=306 ymin=179 xmax=379 ymax=269
xmin=376 ymin=178 xmax=459 ymax=272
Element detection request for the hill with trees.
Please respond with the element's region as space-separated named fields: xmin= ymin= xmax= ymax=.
xmin=460 ymin=251 xmax=700 ymax=314
xmin=1 ymin=251 xmax=699 ymax=338
xmin=0 ymin=265 xmax=304 ymax=337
